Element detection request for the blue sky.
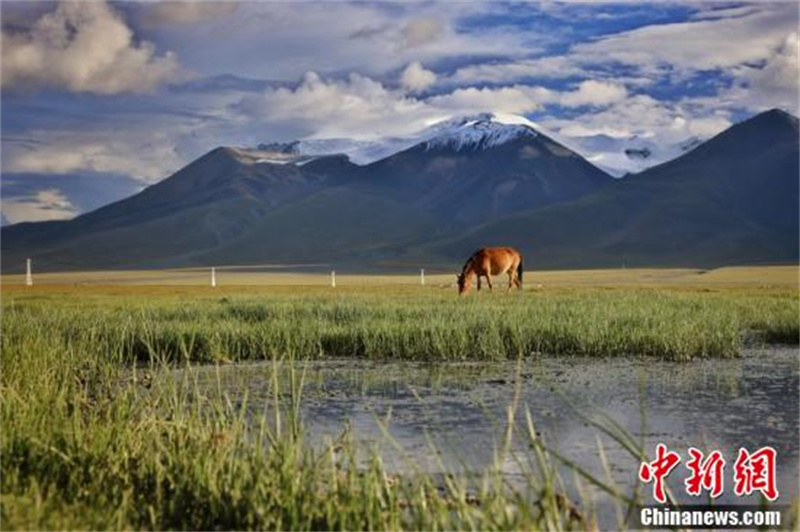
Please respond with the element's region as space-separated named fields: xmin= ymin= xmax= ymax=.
xmin=2 ymin=1 xmax=798 ymax=224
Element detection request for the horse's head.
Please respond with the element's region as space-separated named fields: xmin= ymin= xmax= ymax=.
xmin=456 ymin=272 xmax=469 ymax=295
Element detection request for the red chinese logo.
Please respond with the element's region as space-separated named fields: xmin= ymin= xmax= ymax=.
xmin=685 ymin=447 xmax=725 ymax=498
xmin=639 ymin=443 xmax=682 ymax=503
xmin=639 ymin=445 xmax=780 ymax=502
xmin=733 ymin=446 xmax=779 ymax=501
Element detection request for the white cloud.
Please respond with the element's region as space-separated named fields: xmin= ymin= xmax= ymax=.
xmin=230 ymin=71 xmax=631 ymax=144
xmin=3 ymin=131 xmax=187 ymax=183
xmin=400 ymin=17 xmax=445 ymax=48
xmin=232 ymin=72 xmax=442 ymax=140
xmin=450 ymin=55 xmax=592 ymax=84
xmin=558 ymin=80 xmax=628 ymax=107
xmin=541 ymin=94 xmax=732 ymax=146
xmin=142 ymin=1 xmax=240 ymax=25
xmin=163 ymin=3 xmax=530 ymax=82
xmin=432 ymin=79 xmax=627 ymax=113
xmin=430 ymin=85 xmax=548 ymax=115
xmin=725 ymin=32 xmax=799 ymax=112
xmin=401 ymin=61 xmax=437 ymax=92
xmin=572 ymin=3 xmax=796 ymax=74
xmin=533 ymin=94 xmax=736 ymax=176
xmin=1 ymin=0 xmax=181 ymax=94
xmin=447 ymin=3 xmax=797 ymax=113
xmin=2 ymin=189 xmax=78 ymax=224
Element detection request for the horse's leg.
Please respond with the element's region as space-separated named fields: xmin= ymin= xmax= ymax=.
xmin=485 ymin=273 xmax=493 ymax=292
xmin=477 ymin=277 xmax=482 ymax=291
xmin=506 ymin=271 xmax=514 ymax=293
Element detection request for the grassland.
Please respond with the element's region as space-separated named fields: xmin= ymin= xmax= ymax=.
xmin=2 ymin=266 xmax=797 ymax=363
xmin=1 ymin=267 xmax=798 ymax=529
xmin=3 ymin=264 xmax=798 ymax=287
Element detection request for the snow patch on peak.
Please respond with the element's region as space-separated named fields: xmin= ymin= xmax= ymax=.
xmin=247 ymin=112 xmax=543 ymax=165
xmin=562 ymin=133 xmax=706 ymax=177
xmin=253 ymin=138 xmax=404 ymax=166
xmin=423 ymin=113 xmax=539 ymax=152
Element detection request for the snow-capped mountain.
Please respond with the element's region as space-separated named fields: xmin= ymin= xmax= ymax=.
xmin=421 ymin=113 xmax=539 ymax=151
xmin=358 ymin=112 xmax=612 ymax=222
xmin=243 ymin=113 xmax=701 ymax=176
xmin=245 ymin=113 xmax=545 ymax=166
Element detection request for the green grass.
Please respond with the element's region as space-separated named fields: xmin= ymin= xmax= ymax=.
xmin=2 ymin=286 xmax=797 ymax=364
xmin=1 ymin=282 xmax=798 ymax=529
xmin=0 ymin=315 xmax=619 ymax=530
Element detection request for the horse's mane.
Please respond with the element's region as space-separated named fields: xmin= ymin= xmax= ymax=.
xmin=461 ymin=249 xmax=483 ymax=275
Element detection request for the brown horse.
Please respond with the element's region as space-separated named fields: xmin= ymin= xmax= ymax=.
xmin=457 ymin=247 xmax=523 ymax=295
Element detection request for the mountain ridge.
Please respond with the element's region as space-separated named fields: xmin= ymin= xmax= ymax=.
xmin=1 ymin=108 xmax=797 ymax=272
xmin=416 ymin=108 xmax=799 ymax=268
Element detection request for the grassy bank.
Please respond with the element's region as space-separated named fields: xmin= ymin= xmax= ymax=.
xmin=1 ymin=318 xmax=623 ymax=530
xmin=2 ymin=285 xmax=798 ymax=363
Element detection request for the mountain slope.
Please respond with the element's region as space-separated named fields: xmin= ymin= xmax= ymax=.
xmin=1 ymin=148 xmax=356 ymax=271
xmin=352 ymin=114 xmax=613 ymax=222
xmin=197 ymin=187 xmax=441 ymax=265
xmin=2 ymin=113 xmax=615 ymax=271
xmin=420 ymin=109 xmax=799 ymax=268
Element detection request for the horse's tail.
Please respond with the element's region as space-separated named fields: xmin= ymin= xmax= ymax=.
xmin=517 ymin=258 xmax=524 ymax=287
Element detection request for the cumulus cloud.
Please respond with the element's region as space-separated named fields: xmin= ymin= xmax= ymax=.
xmin=558 ymin=80 xmax=628 ymax=107
xmin=232 ymin=71 xmax=442 ymax=140
xmin=401 ymin=61 xmax=437 ymax=92
xmin=2 ymin=188 xmax=78 ymax=224
xmin=572 ymin=3 xmax=796 ymax=75
xmin=542 ymin=94 xmax=732 ymax=142
xmin=451 ymin=55 xmax=592 ymax=84
xmin=3 ymin=132 xmax=186 ymax=183
xmin=448 ymin=3 xmax=797 ymax=105
xmin=231 ymin=71 xmax=631 ymax=142
xmin=726 ymin=32 xmax=799 ymax=112
xmin=430 ymin=85 xmax=548 ymax=115
xmin=432 ymin=79 xmax=627 ymax=114
xmin=1 ymin=0 xmax=181 ymax=94
xmin=400 ymin=17 xmax=445 ymax=48
xmin=178 ymin=3 xmax=528 ymax=81
xmin=142 ymin=1 xmax=240 ymax=25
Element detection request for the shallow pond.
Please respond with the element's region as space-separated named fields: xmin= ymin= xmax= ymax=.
xmin=166 ymin=347 xmax=798 ymax=511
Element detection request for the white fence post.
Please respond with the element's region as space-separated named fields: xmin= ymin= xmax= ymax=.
xmin=211 ymin=267 xmax=217 ymax=288
xmin=420 ymin=268 xmax=425 ymax=286
xmin=331 ymin=270 xmax=336 ymax=288
xmin=26 ymin=258 xmax=33 ymax=287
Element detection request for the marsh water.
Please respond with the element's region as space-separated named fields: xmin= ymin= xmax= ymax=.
xmin=167 ymin=347 xmax=798 ymax=511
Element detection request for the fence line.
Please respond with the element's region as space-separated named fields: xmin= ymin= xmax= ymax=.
xmin=0 ymin=262 xmax=450 ymax=287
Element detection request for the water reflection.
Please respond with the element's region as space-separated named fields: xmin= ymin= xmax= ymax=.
xmin=168 ymin=347 xmax=798 ymax=507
